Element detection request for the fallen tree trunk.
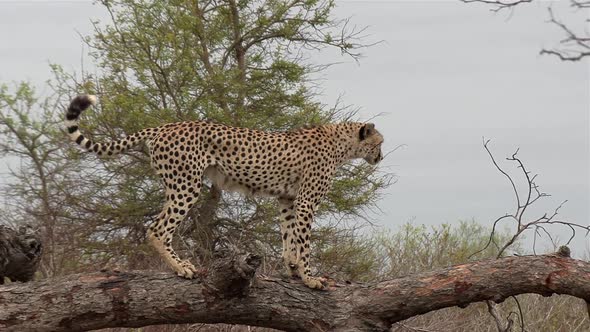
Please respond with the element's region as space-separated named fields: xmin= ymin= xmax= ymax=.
xmin=0 ymin=251 xmax=588 ymax=332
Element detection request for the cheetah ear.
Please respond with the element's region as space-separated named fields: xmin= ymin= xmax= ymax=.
xmin=359 ymin=123 xmax=375 ymax=141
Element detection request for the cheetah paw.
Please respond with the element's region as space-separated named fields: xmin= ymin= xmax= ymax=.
xmin=303 ymin=276 xmax=328 ymax=290
xmin=176 ymin=260 xmax=199 ymax=279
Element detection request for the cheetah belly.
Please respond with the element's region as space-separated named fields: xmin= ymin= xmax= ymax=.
xmin=203 ymin=166 xmax=298 ymax=199
xmin=204 ymin=166 xmax=253 ymax=196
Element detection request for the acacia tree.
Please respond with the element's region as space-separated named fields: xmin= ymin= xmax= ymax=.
xmin=0 ymin=0 xmax=389 ymax=279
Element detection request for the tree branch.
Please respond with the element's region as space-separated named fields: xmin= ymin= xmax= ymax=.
xmin=540 ymin=6 xmax=590 ymax=62
xmin=461 ymin=0 xmax=590 ymax=61
xmin=459 ymin=0 xmax=533 ymax=12
xmin=1 ymin=251 xmax=589 ymax=332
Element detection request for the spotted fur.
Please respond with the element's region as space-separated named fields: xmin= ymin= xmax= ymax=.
xmin=65 ymin=95 xmax=384 ymax=289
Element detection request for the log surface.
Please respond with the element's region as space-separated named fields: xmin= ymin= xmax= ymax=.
xmin=0 ymin=253 xmax=588 ymax=332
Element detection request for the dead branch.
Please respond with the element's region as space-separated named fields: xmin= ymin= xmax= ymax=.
xmin=0 ymin=249 xmax=589 ymax=332
xmin=474 ymin=139 xmax=590 ymax=260
xmin=461 ymin=0 xmax=590 ymax=61
xmin=540 ymin=7 xmax=590 ymax=62
xmin=459 ymin=0 xmax=532 ymax=12
xmin=474 ymin=139 xmax=590 ymax=331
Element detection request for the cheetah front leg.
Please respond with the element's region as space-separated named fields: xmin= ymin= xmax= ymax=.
xmin=279 ymin=198 xmax=299 ymax=278
xmin=292 ymin=198 xmax=327 ymax=290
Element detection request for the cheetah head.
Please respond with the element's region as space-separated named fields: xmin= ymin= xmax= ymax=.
xmin=357 ymin=123 xmax=384 ymax=165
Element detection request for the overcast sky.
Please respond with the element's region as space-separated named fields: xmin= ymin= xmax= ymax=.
xmin=0 ymin=1 xmax=588 ymax=254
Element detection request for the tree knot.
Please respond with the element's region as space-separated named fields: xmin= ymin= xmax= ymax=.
xmin=556 ymin=246 xmax=571 ymax=258
xmin=202 ymin=248 xmax=261 ymax=299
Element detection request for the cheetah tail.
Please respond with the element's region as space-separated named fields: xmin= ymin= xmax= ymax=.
xmin=65 ymin=95 xmax=152 ymax=157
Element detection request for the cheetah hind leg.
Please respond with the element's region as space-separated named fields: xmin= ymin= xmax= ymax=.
xmin=147 ymin=194 xmax=200 ymax=279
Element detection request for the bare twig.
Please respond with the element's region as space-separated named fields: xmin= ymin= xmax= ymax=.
xmin=474 ymin=139 xmax=590 ymax=332
xmin=512 ymin=295 xmax=526 ymax=332
xmin=540 ymin=7 xmax=590 ymax=62
xmin=487 ymin=301 xmax=514 ymax=332
xmin=461 ymin=0 xmax=590 ymax=61
xmin=459 ymin=0 xmax=533 ymax=12
xmin=475 ymin=139 xmax=589 ymax=260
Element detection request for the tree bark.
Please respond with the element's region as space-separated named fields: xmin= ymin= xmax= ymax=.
xmin=0 ymin=252 xmax=589 ymax=332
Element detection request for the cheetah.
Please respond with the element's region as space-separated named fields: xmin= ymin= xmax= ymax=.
xmin=65 ymin=95 xmax=384 ymax=289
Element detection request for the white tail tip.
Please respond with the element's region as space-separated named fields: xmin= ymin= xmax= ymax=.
xmin=87 ymin=95 xmax=98 ymax=105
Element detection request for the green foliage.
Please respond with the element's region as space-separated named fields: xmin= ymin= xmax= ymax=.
xmin=86 ymin=0 xmax=347 ymax=127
